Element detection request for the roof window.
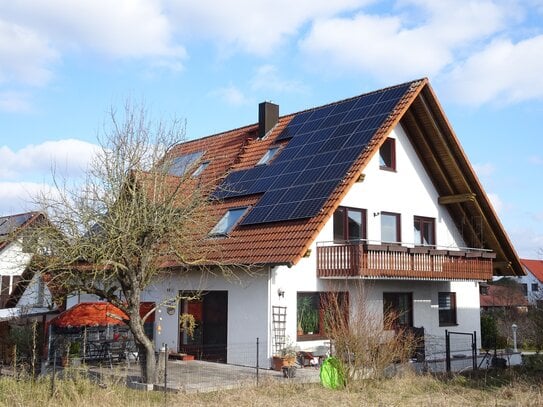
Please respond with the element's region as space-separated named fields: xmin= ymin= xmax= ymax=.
xmin=192 ymin=161 xmax=210 ymax=177
xmin=169 ymin=151 xmax=204 ymax=176
xmin=256 ymin=147 xmax=280 ymax=166
xmin=209 ymin=207 xmax=248 ymax=236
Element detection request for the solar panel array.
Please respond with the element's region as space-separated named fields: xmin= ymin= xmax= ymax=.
xmin=0 ymin=213 xmax=33 ymax=236
xmin=212 ymin=82 xmax=412 ymax=225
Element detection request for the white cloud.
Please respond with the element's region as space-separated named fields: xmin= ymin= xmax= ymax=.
xmin=529 ymin=155 xmax=543 ymax=166
xmin=0 ymin=91 xmax=32 ymax=113
xmin=251 ymin=65 xmax=307 ymax=94
xmin=473 ymin=162 xmax=496 ymax=178
xmin=211 ymin=85 xmax=250 ymax=106
xmin=167 ymin=0 xmax=370 ymax=56
xmin=0 ymin=19 xmax=58 ymax=87
xmin=508 ymin=227 xmax=543 ymax=259
xmin=0 ymin=181 xmax=52 ymax=215
xmin=299 ymin=0 xmax=509 ymax=81
xmin=444 ymin=35 xmax=543 ymax=105
xmin=0 ymin=139 xmax=99 ymax=181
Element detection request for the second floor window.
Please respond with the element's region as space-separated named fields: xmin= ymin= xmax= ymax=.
xmin=414 ymin=216 xmax=435 ymax=246
xmin=381 ymin=212 xmax=401 ymax=243
xmin=333 ymin=207 xmax=366 ymax=242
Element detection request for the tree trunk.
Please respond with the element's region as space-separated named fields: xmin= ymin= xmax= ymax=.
xmin=129 ymin=313 xmax=156 ymax=383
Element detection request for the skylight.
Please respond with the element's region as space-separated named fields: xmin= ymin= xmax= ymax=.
xmin=192 ymin=161 xmax=210 ymax=177
xmin=209 ymin=207 xmax=248 ymax=236
xmin=256 ymin=147 xmax=280 ymax=166
xmin=168 ymin=151 xmax=204 ymax=176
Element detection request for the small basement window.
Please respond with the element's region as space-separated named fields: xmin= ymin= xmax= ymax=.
xmin=209 ymin=207 xmax=248 ymax=236
xmin=192 ymin=161 xmax=210 ymax=177
xmin=256 ymin=147 xmax=280 ymax=165
xmin=379 ymin=138 xmax=396 ymax=171
xmin=169 ymin=151 xmax=204 ymax=176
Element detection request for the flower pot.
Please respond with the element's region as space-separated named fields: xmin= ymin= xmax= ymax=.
xmin=272 ymin=356 xmax=296 ymax=371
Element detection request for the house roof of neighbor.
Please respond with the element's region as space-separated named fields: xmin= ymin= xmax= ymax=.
xmin=480 ymin=284 xmax=529 ymax=308
xmin=157 ymin=78 xmax=523 ymax=276
xmin=0 ymin=211 xmax=43 ymax=252
xmin=520 ymin=258 xmax=543 ymax=283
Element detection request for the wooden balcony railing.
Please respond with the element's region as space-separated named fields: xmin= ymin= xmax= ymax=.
xmin=316 ymin=242 xmax=494 ymax=280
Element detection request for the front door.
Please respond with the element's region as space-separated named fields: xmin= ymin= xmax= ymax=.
xmin=179 ymin=291 xmax=228 ymax=363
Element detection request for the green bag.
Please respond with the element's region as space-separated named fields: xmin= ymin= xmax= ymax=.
xmin=319 ymin=356 xmax=345 ymax=389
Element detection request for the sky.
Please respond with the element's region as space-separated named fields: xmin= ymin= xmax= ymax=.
xmin=0 ymin=0 xmax=542 ymax=259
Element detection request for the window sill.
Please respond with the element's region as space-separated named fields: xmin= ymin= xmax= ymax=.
xmin=439 ymin=323 xmax=458 ymax=327
xmin=297 ymin=334 xmax=327 ymax=342
xmin=379 ymin=166 xmax=396 ymax=172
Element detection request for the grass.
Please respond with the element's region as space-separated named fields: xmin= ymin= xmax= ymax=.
xmin=1 ymin=367 xmax=542 ymax=407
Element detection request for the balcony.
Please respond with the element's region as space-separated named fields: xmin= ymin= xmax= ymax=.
xmin=316 ymin=241 xmax=495 ymax=281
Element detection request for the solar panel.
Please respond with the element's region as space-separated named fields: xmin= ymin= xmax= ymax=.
xmin=212 ymin=81 xmax=414 ymax=225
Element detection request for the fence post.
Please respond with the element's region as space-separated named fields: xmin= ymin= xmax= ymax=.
xmin=164 ymin=343 xmax=168 ymax=402
xmin=472 ymin=331 xmax=477 ymax=371
xmin=445 ymin=330 xmax=451 ymax=373
xmin=50 ymin=348 xmax=56 ymax=398
xmin=256 ymin=337 xmax=259 ymax=386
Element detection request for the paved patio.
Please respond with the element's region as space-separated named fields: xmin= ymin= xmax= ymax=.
xmin=89 ymin=359 xmax=321 ymax=393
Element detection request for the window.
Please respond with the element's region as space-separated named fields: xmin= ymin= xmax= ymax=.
xmin=438 ymin=292 xmax=457 ymax=326
xmin=297 ymin=292 xmax=348 ymax=340
xmin=256 ymin=147 xmax=280 ymax=165
xmin=192 ymin=161 xmax=209 ymax=177
xmin=414 ymin=216 xmax=435 ymax=246
xmin=209 ymin=207 xmax=248 ymax=236
xmin=521 ymin=283 xmax=528 ymax=296
xmin=532 ymin=283 xmax=539 ymax=292
xmin=381 ymin=212 xmax=401 ymax=243
xmin=383 ymin=292 xmax=413 ymax=328
xmin=379 ymin=138 xmax=396 ymax=171
xmin=333 ymin=207 xmax=366 ymax=242
xmin=169 ymin=151 xmax=204 ymax=176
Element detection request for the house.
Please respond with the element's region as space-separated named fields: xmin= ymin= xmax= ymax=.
xmin=0 ymin=212 xmax=57 ymax=320
xmin=76 ymin=78 xmax=524 ymax=367
xmin=516 ymin=259 xmax=543 ymax=305
xmin=480 ymin=282 xmax=529 ymax=312
xmin=0 ymin=212 xmax=58 ymax=362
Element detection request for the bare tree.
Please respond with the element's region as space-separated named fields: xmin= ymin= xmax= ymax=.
xmin=26 ymin=102 xmax=226 ymax=383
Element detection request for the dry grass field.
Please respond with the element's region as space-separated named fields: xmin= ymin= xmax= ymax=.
xmin=1 ymin=368 xmax=542 ymax=407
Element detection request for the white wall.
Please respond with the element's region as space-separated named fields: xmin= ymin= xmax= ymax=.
xmin=141 ymin=269 xmax=270 ymax=367
xmin=516 ymin=269 xmax=542 ymax=304
xmin=0 ymin=241 xmax=32 ymax=302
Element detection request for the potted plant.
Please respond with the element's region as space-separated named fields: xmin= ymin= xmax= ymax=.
xmin=272 ymin=342 xmax=297 ymax=371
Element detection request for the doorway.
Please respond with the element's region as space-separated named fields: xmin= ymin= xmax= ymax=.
xmin=179 ymin=291 xmax=228 ymax=363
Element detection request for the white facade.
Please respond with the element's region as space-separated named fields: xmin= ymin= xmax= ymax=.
xmin=515 ymin=268 xmax=542 ymax=304
xmin=0 ymin=241 xmax=32 ymax=297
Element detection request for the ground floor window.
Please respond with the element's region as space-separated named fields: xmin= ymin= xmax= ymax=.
xmin=438 ymin=292 xmax=457 ymax=326
xmin=297 ymin=292 xmax=348 ymax=340
xmin=383 ymin=292 xmax=413 ymax=328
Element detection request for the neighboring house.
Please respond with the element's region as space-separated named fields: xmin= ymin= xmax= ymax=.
xmin=480 ymin=283 xmax=529 ymax=312
xmin=0 ymin=212 xmax=57 ymax=322
xmin=517 ymin=259 xmax=543 ymax=305
xmin=72 ymin=79 xmax=525 ymax=367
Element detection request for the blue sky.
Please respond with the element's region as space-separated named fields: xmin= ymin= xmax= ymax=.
xmin=0 ymin=0 xmax=542 ymax=258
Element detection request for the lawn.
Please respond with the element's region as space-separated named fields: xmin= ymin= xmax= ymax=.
xmin=1 ymin=367 xmax=542 ymax=407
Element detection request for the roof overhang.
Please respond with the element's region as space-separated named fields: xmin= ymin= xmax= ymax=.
xmin=399 ymin=83 xmax=524 ymax=277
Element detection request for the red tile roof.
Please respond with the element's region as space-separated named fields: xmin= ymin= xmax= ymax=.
xmin=520 ymin=259 xmax=543 ymax=283
xmin=157 ymin=78 xmax=523 ymax=276
xmin=480 ymin=284 xmax=529 ymax=308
